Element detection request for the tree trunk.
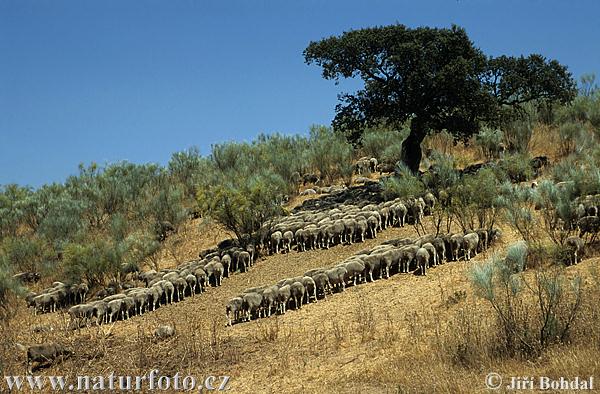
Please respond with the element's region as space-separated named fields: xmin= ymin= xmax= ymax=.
xmin=400 ymin=118 xmax=427 ymax=174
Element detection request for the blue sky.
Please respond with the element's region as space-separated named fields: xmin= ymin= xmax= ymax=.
xmin=1 ymin=0 xmax=599 ymax=187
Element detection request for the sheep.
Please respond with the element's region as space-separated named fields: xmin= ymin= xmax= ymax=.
xmin=300 ymin=188 xmax=317 ymax=196
xmin=282 ymin=230 xmax=294 ymax=253
xmin=369 ymin=157 xmax=378 ymax=173
xmin=565 ymin=236 xmax=585 ymax=265
xmin=68 ymin=304 xmax=94 ymax=328
xmin=450 ymin=233 xmax=464 ymax=261
xmin=270 ymin=231 xmax=283 ymax=254
xmin=194 ymin=267 xmax=207 ymax=292
xmin=276 ymin=285 xmax=292 ymax=314
xmin=367 ymin=216 xmax=379 ymax=238
xmin=295 ymin=228 xmax=307 ymax=251
xmin=154 ymin=325 xmax=176 ymax=339
xmin=33 ymin=294 xmax=55 ymax=315
xmin=311 ymin=273 xmax=331 ymax=299
xmin=475 ymin=228 xmax=489 ymax=252
xmin=423 ymin=192 xmax=436 ymax=215
xmin=106 ymin=299 xmax=123 ymax=323
xmin=161 ymin=280 xmax=175 ymax=304
xmin=185 ymin=274 xmax=197 ymax=296
xmin=326 ymin=266 xmax=347 ymax=292
xmin=356 ymin=218 xmax=368 ymax=242
xmin=237 ymin=251 xmax=251 ymax=272
xmin=391 ymin=202 xmax=408 ymax=227
xmin=221 ymin=254 xmax=232 ymax=277
xmin=139 ymin=270 xmax=158 ymax=286
xmin=290 ymin=282 xmax=306 ymax=309
xmin=399 ymin=245 xmax=419 ymax=273
xmin=462 ymin=232 xmax=480 ymax=261
xmin=204 ymin=261 xmax=224 ymax=286
xmin=116 ymin=296 xmax=133 ymax=320
xmin=241 ymin=292 xmax=263 ymax=321
xmin=17 ymin=343 xmax=72 ymax=373
xmin=299 ymin=276 xmax=317 ymax=303
xmin=172 ymin=277 xmax=188 ymax=301
xmin=432 ymin=237 xmax=446 ymax=264
xmin=341 ymin=259 xmax=365 ymax=285
xmin=261 ymin=286 xmax=279 ymax=317
xmin=416 ymin=248 xmax=430 ymax=276
xmin=421 ymin=243 xmax=438 ymax=266
xmin=226 ymin=297 xmax=243 ymax=326
xmin=578 ymin=216 xmax=600 ymax=240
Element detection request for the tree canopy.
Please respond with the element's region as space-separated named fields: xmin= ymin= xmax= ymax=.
xmin=304 ymin=24 xmax=577 ymax=172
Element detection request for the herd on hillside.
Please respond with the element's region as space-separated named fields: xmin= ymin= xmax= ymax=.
xmin=18 ymin=167 xmax=600 ymax=329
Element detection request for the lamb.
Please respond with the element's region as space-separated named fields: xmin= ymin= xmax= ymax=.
xmin=565 ymin=236 xmax=585 ymax=265
xmin=416 ymin=248 xmax=430 ymax=276
xmin=226 ymin=297 xmax=243 ymax=326
xmin=17 ymin=343 xmax=72 ymax=373
xmin=462 ymin=232 xmax=480 ymax=261
xmin=154 ymin=325 xmax=176 ymax=339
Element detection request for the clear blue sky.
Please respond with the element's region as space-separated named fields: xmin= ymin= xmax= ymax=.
xmin=1 ymin=0 xmax=599 ymax=187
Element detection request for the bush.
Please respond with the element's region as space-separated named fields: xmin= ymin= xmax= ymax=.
xmin=557 ymin=122 xmax=585 ymax=156
xmin=360 ymin=125 xmax=408 ymax=162
xmin=470 ymin=250 xmax=583 ymax=357
xmin=497 ymin=153 xmax=534 ymax=183
xmin=475 ymin=127 xmax=504 ymax=160
xmin=502 ymin=115 xmax=534 ymax=154
xmin=307 ymin=125 xmax=354 ymax=185
xmin=380 ymin=163 xmax=424 ymax=200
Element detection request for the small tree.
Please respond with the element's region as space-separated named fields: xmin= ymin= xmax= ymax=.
xmin=197 ymin=169 xmax=286 ymax=247
xmin=470 ymin=246 xmax=583 ymax=357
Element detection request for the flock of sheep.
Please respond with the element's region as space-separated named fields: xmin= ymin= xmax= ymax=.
xmin=261 ymin=193 xmax=436 ymax=255
xmin=60 ymin=189 xmax=435 ymax=328
xmin=226 ymin=227 xmax=502 ymax=325
xmin=21 ymin=178 xmax=600 ymax=330
xmin=25 ymin=281 xmax=89 ymax=315
xmin=65 ymin=246 xmax=254 ymax=328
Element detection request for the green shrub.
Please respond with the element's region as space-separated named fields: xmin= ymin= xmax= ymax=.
xmin=380 ymin=163 xmax=424 ymax=200
xmin=475 ymin=127 xmax=504 ymax=160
